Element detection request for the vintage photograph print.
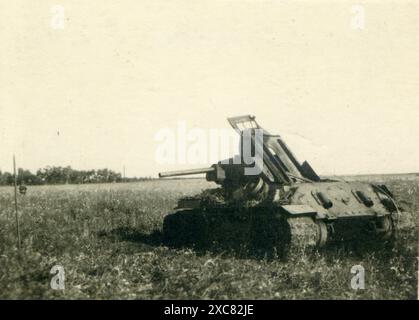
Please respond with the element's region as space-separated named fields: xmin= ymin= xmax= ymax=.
xmin=0 ymin=0 xmax=418 ymax=303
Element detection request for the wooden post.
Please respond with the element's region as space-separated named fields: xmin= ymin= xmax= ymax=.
xmin=13 ymin=155 xmax=21 ymax=249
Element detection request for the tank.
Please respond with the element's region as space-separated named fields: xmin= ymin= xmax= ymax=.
xmin=159 ymin=115 xmax=400 ymax=255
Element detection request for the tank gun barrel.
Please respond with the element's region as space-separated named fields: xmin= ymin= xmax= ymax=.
xmin=158 ymin=167 xmax=215 ymax=178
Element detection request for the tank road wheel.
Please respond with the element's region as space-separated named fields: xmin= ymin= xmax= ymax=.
xmin=282 ymin=217 xmax=328 ymax=257
xmin=375 ymin=215 xmax=394 ymax=240
xmin=316 ymin=220 xmax=328 ymax=247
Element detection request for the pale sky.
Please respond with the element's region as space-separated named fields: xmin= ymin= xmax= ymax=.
xmin=1 ymin=0 xmax=418 ymax=177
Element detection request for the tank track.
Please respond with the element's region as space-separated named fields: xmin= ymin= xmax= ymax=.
xmin=282 ymin=217 xmax=326 ymax=256
xmin=163 ymin=209 xmax=329 ymax=256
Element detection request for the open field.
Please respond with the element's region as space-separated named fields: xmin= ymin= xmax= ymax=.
xmin=0 ymin=175 xmax=417 ymax=299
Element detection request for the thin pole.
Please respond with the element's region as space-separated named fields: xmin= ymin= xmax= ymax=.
xmin=13 ymin=155 xmax=21 ymax=249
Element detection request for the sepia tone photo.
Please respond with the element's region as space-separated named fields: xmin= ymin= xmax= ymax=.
xmin=0 ymin=0 xmax=418 ymax=303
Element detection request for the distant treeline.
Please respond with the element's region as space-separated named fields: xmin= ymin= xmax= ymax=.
xmin=0 ymin=166 xmax=152 ymax=186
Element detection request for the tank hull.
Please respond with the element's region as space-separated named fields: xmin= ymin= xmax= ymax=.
xmin=163 ymin=181 xmax=398 ymax=254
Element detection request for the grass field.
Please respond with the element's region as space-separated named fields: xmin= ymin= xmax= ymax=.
xmin=0 ymin=176 xmax=417 ymax=299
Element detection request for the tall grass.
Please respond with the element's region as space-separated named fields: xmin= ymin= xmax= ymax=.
xmin=0 ymin=178 xmax=417 ymax=299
